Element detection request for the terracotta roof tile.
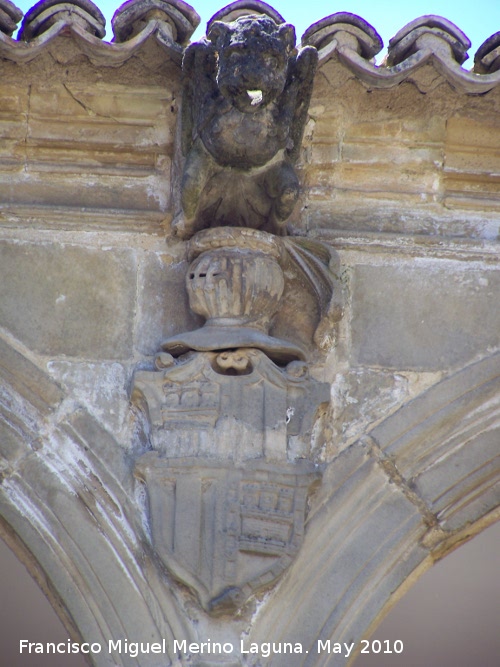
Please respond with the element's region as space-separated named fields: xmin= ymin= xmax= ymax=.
xmin=18 ymin=0 xmax=105 ymax=40
xmin=112 ymin=0 xmax=199 ymax=43
xmin=0 ymin=1 xmax=499 ymax=93
xmin=0 ymin=0 xmax=23 ymax=36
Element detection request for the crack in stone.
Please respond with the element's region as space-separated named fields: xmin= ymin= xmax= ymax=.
xmin=24 ymin=84 xmax=32 ymax=173
xmin=361 ymin=434 xmax=441 ymax=530
xmin=63 ymin=84 xmax=121 ymax=123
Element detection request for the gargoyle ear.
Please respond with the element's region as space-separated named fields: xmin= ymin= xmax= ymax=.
xmin=207 ymin=21 xmax=230 ymax=46
xmin=278 ymin=23 xmax=296 ymax=51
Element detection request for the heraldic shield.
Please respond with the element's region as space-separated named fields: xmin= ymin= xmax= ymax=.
xmin=132 ymin=349 xmax=329 ymax=614
xmin=135 ymin=454 xmax=319 ymax=614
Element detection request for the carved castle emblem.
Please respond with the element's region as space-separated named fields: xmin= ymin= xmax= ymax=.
xmin=135 ymin=457 xmax=320 ymax=615
xmin=132 ymin=4 xmax=342 ymax=616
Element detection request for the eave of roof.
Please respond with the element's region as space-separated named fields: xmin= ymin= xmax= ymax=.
xmin=0 ymin=17 xmax=184 ymax=65
xmin=324 ymin=42 xmax=500 ymax=94
xmin=1 ymin=1 xmax=499 ymax=94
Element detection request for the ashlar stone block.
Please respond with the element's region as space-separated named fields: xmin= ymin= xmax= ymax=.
xmin=351 ymin=264 xmax=500 ymax=370
xmin=0 ymin=242 xmax=136 ymax=359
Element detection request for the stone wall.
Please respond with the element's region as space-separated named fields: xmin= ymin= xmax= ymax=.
xmin=0 ymin=4 xmax=498 ymax=667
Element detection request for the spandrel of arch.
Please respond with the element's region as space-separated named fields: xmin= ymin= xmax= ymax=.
xmin=0 ymin=330 xmax=498 ymax=665
xmin=245 ymin=351 xmax=500 ymax=664
xmin=0 ymin=337 xmax=196 ymax=667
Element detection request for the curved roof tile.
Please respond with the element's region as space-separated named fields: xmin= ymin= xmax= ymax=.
xmin=112 ymin=0 xmax=199 ymax=44
xmin=0 ymin=0 xmax=23 ymax=36
xmin=0 ymin=1 xmax=499 ymax=92
xmin=474 ymin=31 xmax=500 ymax=74
xmin=207 ymin=0 xmax=285 ymax=32
xmin=0 ymin=15 xmax=184 ymax=63
xmin=302 ymin=13 xmax=383 ymax=60
xmin=18 ymin=0 xmax=106 ymax=40
xmin=385 ymin=15 xmax=470 ymax=67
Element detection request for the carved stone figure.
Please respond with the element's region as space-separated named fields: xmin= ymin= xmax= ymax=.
xmin=133 ymin=233 xmax=337 ymax=616
xmin=162 ymin=227 xmax=307 ymax=362
xmin=162 ymin=227 xmax=342 ymax=358
xmin=132 ymin=9 xmax=339 ymax=619
xmin=173 ymin=13 xmax=318 ymax=238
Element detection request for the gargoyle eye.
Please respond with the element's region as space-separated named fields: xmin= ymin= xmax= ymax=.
xmin=263 ymin=55 xmax=279 ymax=69
xmin=228 ymin=46 xmax=245 ymax=60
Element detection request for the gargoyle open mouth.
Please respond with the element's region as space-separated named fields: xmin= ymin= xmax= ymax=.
xmin=247 ymin=89 xmax=264 ymax=106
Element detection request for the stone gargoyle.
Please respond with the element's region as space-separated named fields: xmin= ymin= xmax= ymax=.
xmin=172 ymin=14 xmax=318 ymax=239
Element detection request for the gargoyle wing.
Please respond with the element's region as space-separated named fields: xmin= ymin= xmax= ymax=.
xmin=283 ymin=237 xmax=343 ymax=349
xmin=286 ymin=45 xmax=319 ymax=163
xmin=181 ymin=40 xmax=219 ymax=156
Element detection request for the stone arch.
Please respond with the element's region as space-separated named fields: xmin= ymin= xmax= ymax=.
xmin=0 ymin=337 xmax=194 ymax=666
xmin=248 ymin=351 xmax=499 ymax=666
xmin=1 ymin=334 xmax=498 ymax=666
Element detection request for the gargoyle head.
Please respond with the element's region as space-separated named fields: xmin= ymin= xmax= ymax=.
xmin=208 ymin=15 xmax=296 ymax=113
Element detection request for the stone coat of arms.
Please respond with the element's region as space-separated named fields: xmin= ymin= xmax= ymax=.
xmin=131 ymin=4 xmax=342 ymax=618
xmin=133 ymin=348 xmax=328 ymax=614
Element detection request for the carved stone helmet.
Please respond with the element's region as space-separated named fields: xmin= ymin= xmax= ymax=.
xmin=162 ymin=228 xmax=305 ymax=362
xmin=187 ymin=248 xmax=284 ymax=327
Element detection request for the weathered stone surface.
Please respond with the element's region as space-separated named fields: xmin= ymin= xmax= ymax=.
xmin=331 ymin=368 xmax=409 ymax=450
xmin=370 ymin=353 xmax=500 ymax=534
xmin=0 ymin=79 xmax=176 ymax=213
xmin=247 ymin=442 xmax=429 ymax=666
xmin=62 ymin=407 xmax=135 ymax=486
xmin=159 ymin=228 xmax=341 ymax=362
xmin=136 ymin=454 xmax=320 ymax=615
xmin=48 ymin=361 xmax=131 ymax=435
xmin=135 ymin=254 xmax=200 ymax=356
xmin=0 ymin=419 xmax=190 ymax=667
xmin=0 ymin=347 xmax=52 ymax=463
xmin=351 ymin=265 xmax=500 ymax=370
xmin=0 ymin=242 xmax=136 ymax=359
xmin=0 ymin=419 xmax=27 ymax=470
xmin=444 ymin=116 xmax=500 ymax=211
xmin=415 ymin=428 xmax=499 ymax=531
xmin=165 ymin=228 xmax=298 ymax=361
xmin=133 ymin=348 xmax=329 ymax=614
xmin=0 ymin=336 xmax=63 ymax=413
xmin=172 ymin=14 xmax=317 ymax=238
xmin=304 ymin=108 xmax=446 ymax=220
xmin=0 ymin=5 xmax=498 ymax=666
xmin=301 ymin=65 xmax=500 ymax=238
